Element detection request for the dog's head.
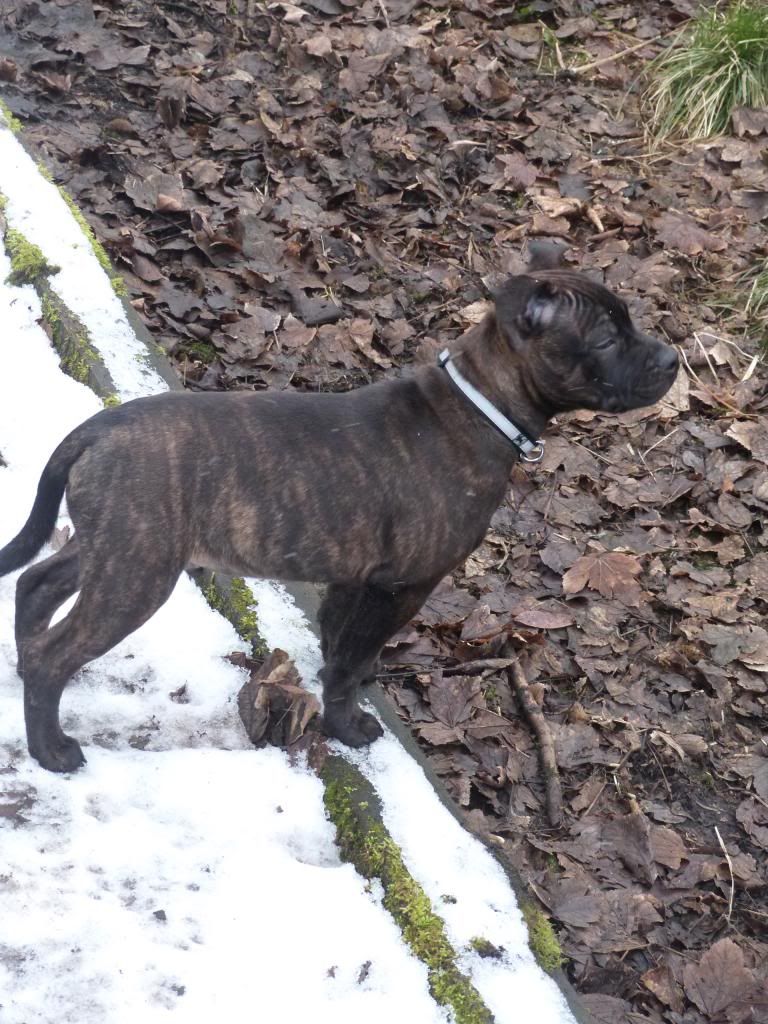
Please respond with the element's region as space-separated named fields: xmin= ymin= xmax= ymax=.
xmin=491 ymin=268 xmax=679 ymax=415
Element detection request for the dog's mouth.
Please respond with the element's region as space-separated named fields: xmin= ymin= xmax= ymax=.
xmin=602 ymin=343 xmax=680 ymax=414
xmin=602 ymin=357 xmax=680 ymax=413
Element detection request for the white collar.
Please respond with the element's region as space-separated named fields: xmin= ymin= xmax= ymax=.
xmin=438 ymin=349 xmax=545 ymax=463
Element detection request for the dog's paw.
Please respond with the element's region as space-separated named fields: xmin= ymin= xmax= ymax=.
xmin=323 ymin=708 xmax=383 ymax=748
xmin=29 ymin=733 xmax=87 ymax=774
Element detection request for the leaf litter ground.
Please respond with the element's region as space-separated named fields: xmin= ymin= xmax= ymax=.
xmin=1 ymin=0 xmax=767 ymax=1020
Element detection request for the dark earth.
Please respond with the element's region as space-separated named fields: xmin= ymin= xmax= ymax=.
xmin=1 ymin=0 xmax=767 ymax=1020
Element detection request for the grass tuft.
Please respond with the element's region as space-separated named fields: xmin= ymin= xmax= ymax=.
xmin=645 ymin=1 xmax=768 ymax=143
xmin=743 ymin=258 xmax=768 ymax=322
xmin=734 ymin=257 xmax=768 ymax=348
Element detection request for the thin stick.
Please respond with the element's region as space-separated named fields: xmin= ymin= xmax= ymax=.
xmin=505 ymin=647 xmax=563 ymax=827
xmin=444 ymin=658 xmax=515 ymax=677
xmin=571 ymin=33 xmax=665 ymax=75
xmin=714 ymin=825 xmax=735 ymax=923
xmin=642 ymin=427 xmax=679 ymax=459
xmin=693 ymin=331 xmax=719 ymax=382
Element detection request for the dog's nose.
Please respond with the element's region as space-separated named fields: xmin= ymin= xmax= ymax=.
xmin=657 ymin=345 xmax=679 ymax=373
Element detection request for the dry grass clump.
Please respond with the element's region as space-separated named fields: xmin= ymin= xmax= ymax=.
xmin=645 ymin=1 xmax=768 ymax=143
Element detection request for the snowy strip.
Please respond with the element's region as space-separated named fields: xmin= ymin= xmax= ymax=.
xmin=253 ymin=590 xmax=577 ymax=1024
xmin=0 ymin=125 xmax=166 ymax=400
xmin=0 ymin=116 xmax=578 ymax=1024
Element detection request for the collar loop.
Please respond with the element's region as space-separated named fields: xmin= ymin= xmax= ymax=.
xmin=438 ymin=349 xmax=545 ymax=463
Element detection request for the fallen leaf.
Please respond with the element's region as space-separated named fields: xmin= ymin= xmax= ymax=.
xmin=654 ymin=211 xmax=727 ymax=256
xmin=683 ymin=938 xmax=757 ymax=1019
xmin=726 ymin=420 xmax=768 ymax=464
xmin=562 ymin=550 xmax=643 ymax=606
xmin=237 ymin=648 xmax=320 ymax=749
xmin=641 ymin=965 xmax=683 ymax=1013
xmin=511 ymin=605 xmax=575 ymax=629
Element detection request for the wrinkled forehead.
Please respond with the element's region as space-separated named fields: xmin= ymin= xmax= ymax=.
xmin=529 ymin=270 xmax=632 ymax=327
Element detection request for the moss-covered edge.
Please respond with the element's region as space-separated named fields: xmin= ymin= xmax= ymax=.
xmin=200 ymin=572 xmax=266 ymax=657
xmin=4 ymin=227 xmax=59 ymax=285
xmin=56 ymin=185 xmax=127 ymax=297
xmin=0 ymin=102 xmax=126 ymax=298
xmin=322 ymin=756 xmax=495 ymax=1024
xmin=0 ymin=97 xmax=22 ymax=135
xmin=0 ymin=214 xmax=117 ymax=395
xmin=521 ymin=902 xmax=566 ymax=974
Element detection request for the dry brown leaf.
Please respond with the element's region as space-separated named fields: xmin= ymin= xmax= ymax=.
xmin=304 ymin=35 xmax=333 ymax=57
xmin=726 ymin=420 xmax=768 ymax=464
xmin=650 ymin=825 xmax=686 ymax=869
xmin=348 ymin=319 xmax=391 ymax=368
xmin=641 ymin=965 xmax=684 ymax=1013
xmin=562 ymin=550 xmax=643 ymax=606
xmin=511 ymin=606 xmax=575 ymax=629
xmin=683 ymin=938 xmax=757 ymax=1019
xmin=654 ymin=211 xmax=728 ymax=256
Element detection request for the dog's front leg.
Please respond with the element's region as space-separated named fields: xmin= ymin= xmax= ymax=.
xmin=319 ymin=579 xmax=436 ymax=747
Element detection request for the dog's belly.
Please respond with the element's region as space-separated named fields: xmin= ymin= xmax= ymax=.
xmin=187 ymin=538 xmax=407 ymax=588
xmin=187 ymin=500 xmax=489 ymax=590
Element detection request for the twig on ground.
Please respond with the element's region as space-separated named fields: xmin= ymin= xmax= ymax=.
xmin=582 ymin=780 xmax=607 ymax=817
xmin=444 ymin=658 xmax=515 ymax=677
xmin=641 ymin=426 xmax=679 ymax=459
xmin=503 ymin=645 xmax=562 ymax=827
xmin=693 ymin=331 xmax=720 ymax=382
xmin=376 ymin=0 xmax=390 ymax=28
xmin=572 ymin=32 xmax=667 ymax=75
xmin=715 ymin=825 xmax=735 ymax=923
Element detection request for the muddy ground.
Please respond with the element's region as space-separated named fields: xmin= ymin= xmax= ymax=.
xmin=1 ymin=0 xmax=767 ymax=1020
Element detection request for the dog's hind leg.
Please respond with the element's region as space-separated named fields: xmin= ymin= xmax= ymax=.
xmin=15 ymin=540 xmax=80 ymax=658
xmin=22 ymin=557 xmax=182 ymax=773
xmin=319 ymin=580 xmax=436 ymax=747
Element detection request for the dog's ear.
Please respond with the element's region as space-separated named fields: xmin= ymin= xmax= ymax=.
xmin=521 ymin=279 xmax=560 ymax=334
xmin=493 ymin=277 xmax=563 ymax=351
xmin=526 ymin=239 xmax=569 ymax=272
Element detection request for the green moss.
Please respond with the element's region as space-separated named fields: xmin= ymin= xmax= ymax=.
xmin=469 ymin=937 xmax=500 ymax=958
xmin=203 ymin=574 xmax=265 ymax=655
xmin=511 ymin=3 xmax=534 ymax=20
xmin=521 ymin=903 xmax=565 ymax=973
xmin=103 ymin=393 xmax=122 ymax=408
xmin=40 ymin=292 xmax=98 ymax=386
xmin=0 ymin=97 xmax=22 ymax=135
xmin=56 ymin=185 xmax=127 ymax=296
xmin=183 ymin=340 xmax=216 ymax=363
xmin=323 ymin=762 xmax=494 ymax=1024
xmin=4 ymin=228 xmax=60 ymax=286
xmin=483 ymin=684 xmax=500 ymax=715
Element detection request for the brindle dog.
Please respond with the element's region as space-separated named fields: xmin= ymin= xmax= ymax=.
xmin=0 ymin=263 xmax=678 ymax=773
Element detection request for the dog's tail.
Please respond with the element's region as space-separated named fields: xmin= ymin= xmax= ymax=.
xmin=0 ymin=435 xmax=86 ymax=576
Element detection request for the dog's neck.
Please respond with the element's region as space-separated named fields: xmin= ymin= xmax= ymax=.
xmin=441 ymin=314 xmax=551 ymax=447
